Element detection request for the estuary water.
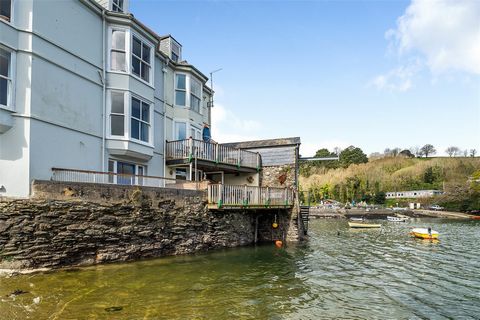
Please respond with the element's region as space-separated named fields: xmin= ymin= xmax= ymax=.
xmin=1 ymin=218 xmax=479 ymax=319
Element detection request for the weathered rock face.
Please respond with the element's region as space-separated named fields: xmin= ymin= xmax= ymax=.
xmin=0 ymin=181 xmax=302 ymax=270
xmin=260 ymin=165 xmax=296 ymax=188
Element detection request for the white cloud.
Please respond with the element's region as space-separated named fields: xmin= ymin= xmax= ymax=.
xmin=211 ymin=104 xmax=263 ymax=143
xmin=389 ymin=0 xmax=480 ymax=75
xmin=372 ymin=0 xmax=480 ymax=92
xmin=370 ymin=60 xmax=421 ymax=92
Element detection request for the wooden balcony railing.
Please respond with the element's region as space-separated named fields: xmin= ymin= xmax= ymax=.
xmin=207 ymin=184 xmax=293 ymax=209
xmin=51 ymin=167 xmax=194 ymax=190
xmin=166 ymin=138 xmax=261 ymax=170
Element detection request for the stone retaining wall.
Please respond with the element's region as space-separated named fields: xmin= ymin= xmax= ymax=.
xmin=0 ymin=181 xmax=301 ymax=270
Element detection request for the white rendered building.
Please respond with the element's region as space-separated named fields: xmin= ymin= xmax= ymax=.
xmin=0 ymin=0 xmax=214 ymax=197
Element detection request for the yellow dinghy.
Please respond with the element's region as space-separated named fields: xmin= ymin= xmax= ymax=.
xmin=348 ymin=222 xmax=381 ymax=228
xmin=410 ymin=228 xmax=439 ymax=239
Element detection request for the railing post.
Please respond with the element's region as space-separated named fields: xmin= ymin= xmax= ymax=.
xmin=188 ymin=137 xmax=193 ymax=161
xmin=218 ymin=184 xmax=223 ymax=208
xmin=215 ymin=143 xmax=219 ymax=163
xmin=243 ymin=185 xmax=248 ymax=207
xmin=237 ymin=149 xmax=241 ymax=168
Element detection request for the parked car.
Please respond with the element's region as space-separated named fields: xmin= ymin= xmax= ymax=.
xmin=429 ymin=204 xmax=444 ymax=211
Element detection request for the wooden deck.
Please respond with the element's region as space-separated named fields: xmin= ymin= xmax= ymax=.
xmin=207 ymin=184 xmax=294 ymax=210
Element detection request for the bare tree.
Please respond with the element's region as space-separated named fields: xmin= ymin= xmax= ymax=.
xmin=421 ymin=144 xmax=436 ymax=158
xmin=410 ymin=146 xmax=421 ymax=157
xmin=463 ymin=149 xmax=468 ymax=157
xmin=446 ymin=146 xmax=460 ymax=157
xmin=471 ymin=149 xmax=477 ymax=157
xmin=333 ymin=147 xmax=342 ymax=155
xmin=391 ymin=148 xmax=401 ymax=157
xmin=384 ymin=148 xmax=391 ymax=157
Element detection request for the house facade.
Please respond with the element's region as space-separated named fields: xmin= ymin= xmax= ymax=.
xmin=0 ymin=0 xmax=214 ymax=197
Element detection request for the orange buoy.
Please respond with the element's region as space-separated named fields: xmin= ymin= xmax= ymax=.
xmin=275 ymin=240 xmax=283 ymax=248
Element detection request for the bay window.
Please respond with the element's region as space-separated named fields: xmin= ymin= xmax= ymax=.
xmin=0 ymin=47 xmax=13 ymax=108
xmin=108 ymin=28 xmax=153 ymax=83
xmin=175 ymin=73 xmax=203 ymax=114
xmin=131 ymin=96 xmax=150 ymax=143
xmin=175 ymin=74 xmax=186 ymax=106
xmin=111 ymin=29 xmax=126 ymax=72
xmin=110 ymin=91 xmax=125 ymax=136
xmin=190 ymin=78 xmax=201 ymax=113
xmin=0 ymin=0 xmax=11 ymax=22
xmin=132 ymin=35 xmax=151 ymax=82
xmin=108 ymin=91 xmax=152 ymax=144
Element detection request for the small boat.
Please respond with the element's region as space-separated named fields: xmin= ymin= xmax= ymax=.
xmin=349 ymin=217 xmax=364 ymax=221
xmin=410 ymin=228 xmax=439 ymax=239
xmin=387 ymin=216 xmax=408 ymax=222
xmin=348 ymin=222 xmax=381 ymax=228
xmin=471 ymin=216 xmax=480 ymax=220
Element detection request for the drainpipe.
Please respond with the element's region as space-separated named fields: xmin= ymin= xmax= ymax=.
xmin=162 ymin=59 xmax=169 ymax=183
xmin=101 ymin=9 xmax=107 ymax=172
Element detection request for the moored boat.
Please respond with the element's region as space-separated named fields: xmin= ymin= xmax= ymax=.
xmin=387 ymin=216 xmax=408 ymax=222
xmin=410 ymin=228 xmax=439 ymax=239
xmin=349 ymin=217 xmax=364 ymax=222
xmin=348 ymin=221 xmax=381 ymax=228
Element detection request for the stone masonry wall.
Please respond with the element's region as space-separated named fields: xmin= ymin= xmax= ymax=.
xmin=0 ymin=181 xmax=258 ymax=270
xmin=0 ymin=181 xmax=301 ymax=270
xmin=260 ymin=164 xmax=296 ymax=189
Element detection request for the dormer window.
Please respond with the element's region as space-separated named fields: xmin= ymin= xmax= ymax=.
xmin=112 ymin=0 xmax=124 ymax=12
xmin=171 ymin=42 xmax=181 ymax=62
xmin=0 ymin=0 xmax=11 ymax=22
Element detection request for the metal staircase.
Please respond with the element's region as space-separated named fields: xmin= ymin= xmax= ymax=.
xmin=299 ymin=206 xmax=310 ymax=235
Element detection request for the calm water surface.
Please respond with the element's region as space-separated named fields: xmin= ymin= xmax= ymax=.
xmin=1 ymin=219 xmax=479 ymax=319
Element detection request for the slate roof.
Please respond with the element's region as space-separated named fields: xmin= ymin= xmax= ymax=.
xmin=221 ymin=137 xmax=301 ymax=149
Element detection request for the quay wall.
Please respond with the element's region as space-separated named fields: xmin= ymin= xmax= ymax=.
xmin=0 ymin=181 xmax=299 ymax=270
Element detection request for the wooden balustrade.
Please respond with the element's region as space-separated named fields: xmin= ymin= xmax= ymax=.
xmin=166 ymin=139 xmax=260 ymax=169
xmin=207 ymin=184 xmax=293 ymax=209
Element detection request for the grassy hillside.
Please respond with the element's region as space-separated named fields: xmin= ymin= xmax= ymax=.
xmin=299 ymin=157 xmax=480 ymax=211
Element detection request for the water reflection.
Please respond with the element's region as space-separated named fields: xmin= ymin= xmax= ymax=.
xmin=1 ymin=219 xmax=479 ymax=319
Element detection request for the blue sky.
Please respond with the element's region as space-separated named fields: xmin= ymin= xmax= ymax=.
xmin=131 ymin=0 xmax=480 ymax=157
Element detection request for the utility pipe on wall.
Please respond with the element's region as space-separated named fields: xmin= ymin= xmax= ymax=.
xmin=100 ymin=9 xmax=106 ymax=172
xmin=162 ymin=59 xmax=169 ymax=183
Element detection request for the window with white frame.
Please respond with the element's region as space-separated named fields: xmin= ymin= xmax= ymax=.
xmin=190 ymin=126 xmax=201 ymax=140
xmin=174 ymin=121 xmax=186 ymax=140
xmin=0 ymin=0 xmax=11 ymax=22
xmin=110 ymin=29 xmax=126 ymax=72
xmin=0 ymin=47 xmax=13 ymax=108
xmin=108 ymin=159 xmax=145 ymax=185
xmin=132 ymin=36 xmax=151 ymax=82
xmin=111 ymin=0 xmax=124 ymax=12
xmin=171 ymin=42 xmax=181 ymax=62
xmin=190 ymin=78 xmax=201 ymax=113
xmin=175 ymin=74 xmax=186 ymax=106
xmin=131 ymin=96 xmax=150 ymax=143
xmin=110 ymin=91 xmax=125 ymax=136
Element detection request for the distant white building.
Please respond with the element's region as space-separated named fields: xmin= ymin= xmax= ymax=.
xmin=385 ymin=190 xmax=443 ymax=199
